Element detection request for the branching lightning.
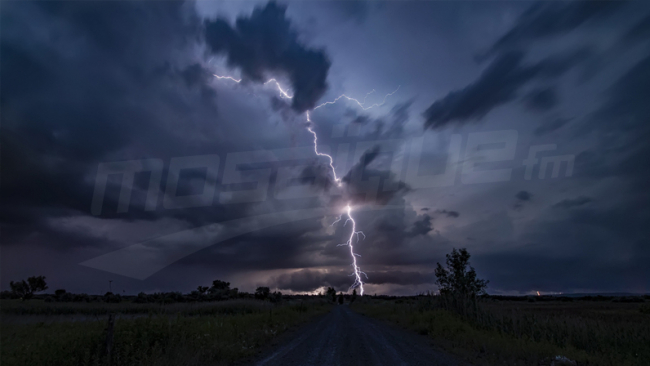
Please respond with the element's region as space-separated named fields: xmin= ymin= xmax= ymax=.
xmin=213 ymin=73 xmax=400 ymax=295
xmin=312 ymin=85 xmax=401 ymax=111
xmin=264 ymin=78 xmax=294 ymax=99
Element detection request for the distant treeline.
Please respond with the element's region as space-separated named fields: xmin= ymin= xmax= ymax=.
xmin=1 ymin=278 xmax=292 ymax=304
xmin=370 ymin=293 xmax=650 ymax=303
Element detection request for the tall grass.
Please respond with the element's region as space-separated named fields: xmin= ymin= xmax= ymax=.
xmin=356 ymin=295 xmax=650 ymax=366
xmin=1 ymin=299 xmax=331 ymax=366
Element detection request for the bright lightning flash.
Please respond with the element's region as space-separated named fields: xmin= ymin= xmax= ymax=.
xmin=338 ymin=205 xmax=367 ymax=294
xmin=213 ymin=74 xmax=241 ymax=83
xmin=213 ymin=73 xmax=399 ymax=295
xmin=312 ymin=85 xmax=401 ymax=111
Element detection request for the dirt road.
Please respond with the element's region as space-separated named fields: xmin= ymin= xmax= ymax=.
xmin=254 ymin=304 xmax=465 ymax=366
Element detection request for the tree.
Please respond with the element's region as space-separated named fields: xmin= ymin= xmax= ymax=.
xmin=435 ymin=248 xmax=488 ymax=296
xmin=196 ymin=286 xmax=209 ymax=295
xmin=255 ymin=286 xmax=270 ymax=300
xmin=55 ymin=289 xmax=67 ymax=297
xmin=210 ymin=280 xmax=230 ymax=291
xmin=270 ymin=291 xmax=282 ymax=303
xmin=9 ymin=280 xmax=29 ymax=299
xmin=10 ymin=276 xmax=48 ymax=300
xmin=326 ymin=287 xmax=337 ymax=303
xmin=28 ymin=275 xmax=48 ymax=293
xmin=350 ymin=288 xmax=358 ymax=304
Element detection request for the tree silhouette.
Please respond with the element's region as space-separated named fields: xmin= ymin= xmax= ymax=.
xmin=435 ymin=248 xmax=488 ymax=296
xmin=10 ymin=276 xmax=48 ymax=300
xmin=350 ymin=288 xmax=358 ymax=304
xmin=326 ymin=287 xmax=337 ymax=302
xmin=255 ymin=286 xmax=270 ymax=300
xmin=210 ymin=280 xmax=230 ymax=291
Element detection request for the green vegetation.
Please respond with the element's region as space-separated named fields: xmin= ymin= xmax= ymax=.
xmin=354 ymin=295 xmax=650 ymax=366
xmin=1 ymin=298 xmax=331 ymax=366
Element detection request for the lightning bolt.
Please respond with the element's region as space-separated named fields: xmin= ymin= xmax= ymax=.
xmin=213 ymin=73 xmax=400 ymax=295
xmin=338 ymin=205 xmax=367 ymax=294
xmin=213 ymin=74 xmax=241 ymax=83
xmin=312 ymin=85 xmax=400 ymax=111
xmin=213 ymin=74 xmax=294 ymax=99
xmin=306 ymin=112 xmax=341 ymax=185
xmin=264 ymin=78 xmax=294 ymax=99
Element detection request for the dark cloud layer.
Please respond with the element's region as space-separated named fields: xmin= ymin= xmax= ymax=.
xmin=522 ymin=86 xmax=558 ymax=112
xmin=534 ymin=117 xmax=571 ymax=136
xmin=423 ymin=49 xmax=588 ymax=129
xmin=0 ymin=1 xmax=248 ymax=247
xmin=554 ymin=196 xmax=593 ymax=209
xmin=268 ymin=269 xmax=436 ymax=292
xmin=408 ymin=214 xmax=432 ymax=237
xmin=481 ymin=1 xmax=621 ymax=60
xmin=2 ymin=1 xmax=649 ymax=296
xmin=436 ymin=210 xmax=460 ymax=218
xmin=203 ymin=2 xmax=331 ymax=112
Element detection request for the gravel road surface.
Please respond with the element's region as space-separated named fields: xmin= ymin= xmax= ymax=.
xmin=253 ymin=304 xmax=465 ymax=366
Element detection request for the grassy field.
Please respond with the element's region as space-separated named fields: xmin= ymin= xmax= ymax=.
xmin=1 ymin=298 xmax=331 ymax=366
xmin=353 ymin=295 xmax=650 ymax=366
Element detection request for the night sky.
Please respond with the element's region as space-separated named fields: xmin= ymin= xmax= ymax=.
xmin=2 ymin=1 xmax=649 ymax=296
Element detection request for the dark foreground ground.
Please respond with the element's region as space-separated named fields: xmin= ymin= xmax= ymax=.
xmin=253 ymin=304 xmax=464 ymax=366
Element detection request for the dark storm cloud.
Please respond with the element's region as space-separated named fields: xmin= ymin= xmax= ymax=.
xmin=422 ymin=1 xmax=624 ymax=131
xmin=622 ymin=13 xmax=650 ymax=43
xmin=516 ymin=191 xmax=532 ymax=201
xmin=423 ymin=49 xmax=589 ymax=129
xmin=513 ymin=190 xmax=532 ymax=210
xmin=534 ymin=117 xmax=571 ymax=136
xmin=486 ymin=47 xmax=650 ymax=294
xmin=576 ymin=54 xmax=650 ymax=187
xmin=408 ymin=214 xmax=432 ymax=237
xmin=342 ymin=145 xmax=409 ymax=205
xmin=366 ymin=271 xmax=435 ymax=286
xmin=0 ymin=1 xmax=250 ymax=249
xmin=554 ymin=196 xmax=593 ymax=209
xmin=4 ymin=0 xmax=649 ymax=296
xmin=522 ymin=86 xmax=558 ymax=112
xmin=475 ymin=202 xmax=650 ymax=294
xmin=268 ymin=268 xmax=435 ymax=292
xmin=480 ymin=1 xmax=622 ymax=60
xmin=269 ymin=269 xmax=349 ymax=292
xmin=436 ymin=210 xmax=460 ymax=218
xmin=203 ymin=2 xmax=331 ymax=112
